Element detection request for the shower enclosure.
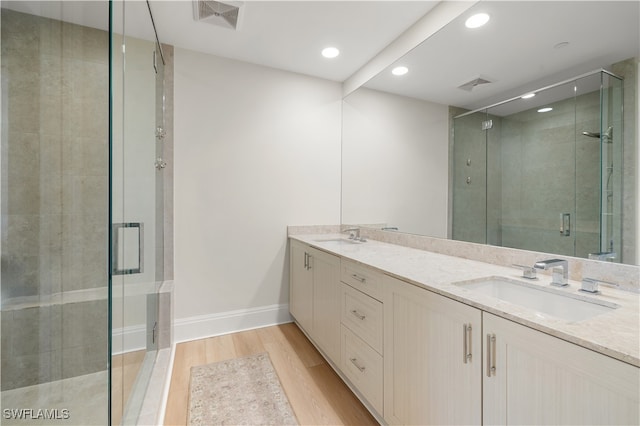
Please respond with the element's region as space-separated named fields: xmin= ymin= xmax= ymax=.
xmin=452 ymin=69 xmax=625 ymax=262
xmin=0 ymin=1 xmax=168 ymax=424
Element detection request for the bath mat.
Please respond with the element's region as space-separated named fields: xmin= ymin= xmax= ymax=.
xmin=187 ymin=352 xmax=298 ymax=426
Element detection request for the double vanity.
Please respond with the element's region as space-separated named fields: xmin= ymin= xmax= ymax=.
xmin=288 ymin=228 xmax=640 ymax=425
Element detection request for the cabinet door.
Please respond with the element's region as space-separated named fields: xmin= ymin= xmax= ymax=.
xmin=483 ymin=312 xmax=640 ymax=425
xmin=383 ymin=275 xmax=482 ymax=425
xmin=311 ymin=247 xmax=341 ymax=363
xmin=289 ymin=241 xmax=313 ymax=332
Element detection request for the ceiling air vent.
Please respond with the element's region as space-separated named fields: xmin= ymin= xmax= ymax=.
xmin=458 ymin=76 xmax=493 ymax=92
xmin=193 ymin=0 xmax=242 ymax=30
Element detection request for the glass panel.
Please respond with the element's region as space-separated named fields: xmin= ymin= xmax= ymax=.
xmin=111 ymin=1 xmax=163 ymax=423
xmin=452 ymin=70 xmax=626 ymax=261
xmin=575 ymin=72 xmax=606 ymax=260
xmin=1 ymin=1 xmax=109 ymax=424
xmin=452 ymin=111 xmax=488 ymax=244
xmin=488 ymin=81 xmax=578 ymax=256
xmin=598 ymin=73 xmax=624 ymax=262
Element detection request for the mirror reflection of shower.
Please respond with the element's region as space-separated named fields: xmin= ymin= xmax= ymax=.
xmin=581 ymin=124 xmax=617 ymax=258
xmin=581 ymin=126 xmax=613 ymax=143
xmin=452 ymin=68 xmax=626 ymax=262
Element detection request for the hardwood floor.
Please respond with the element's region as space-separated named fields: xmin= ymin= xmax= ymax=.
xmin=112 ymin=349 xmax=146 ymax=425
xmin=164 ymin=323 xmax=378 ymax=425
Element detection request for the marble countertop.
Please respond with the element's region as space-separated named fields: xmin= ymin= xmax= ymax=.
xmin=290 ymin=233 xmax=640 ymax=367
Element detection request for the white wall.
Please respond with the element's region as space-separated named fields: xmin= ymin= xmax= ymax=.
xmin=636 ymin=57 xmax=640 ymax=264
xmin=174 ymin=48 xmax=342 ymax=336
xmin=342 ymin=87 xmax=449 ymax=237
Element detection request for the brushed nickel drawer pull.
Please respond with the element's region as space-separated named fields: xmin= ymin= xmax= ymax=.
xmin=486 ymin=333 xmax=496 ymax=377
xmin=350 ymin=309 xmax=366 ymax=320
xmin=349 ymin=357 xmax=366 ymax=372
xmin=351 ymin=273 xmax=366 ymax=283
xmin=463 ymin=323 xmax=472 ymax=364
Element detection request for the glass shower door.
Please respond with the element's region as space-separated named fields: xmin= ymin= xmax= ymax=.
xmin=452 ymin=110 xmax=488 ymax=244
xmin=597 ymin=72 xmax=624 ymax=261
xmin=1 ymin=2 xmax=110 ymax=425
xmin=110 ymin=1 xmax=164 ymax=423
xmin=488 ymin=80 xmax=578 ymax=257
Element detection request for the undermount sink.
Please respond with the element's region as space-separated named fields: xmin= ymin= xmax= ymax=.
xmin=454 ymin=276 xmax=619 ymax=322
xmin=313 ymin=238 xmax=364 ymax=245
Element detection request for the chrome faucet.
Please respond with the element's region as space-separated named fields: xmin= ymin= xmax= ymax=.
xmin=533 ymin=259 xmax=569 ymax=287
xmin=342 ymin=227 xmax=366 ymax=242
xmin=579 ymin=277 xmax=619 ymax=294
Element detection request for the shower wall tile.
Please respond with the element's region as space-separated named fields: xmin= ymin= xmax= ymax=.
xmin=62 ymin=136 xmax=108 ymax=178
xmin=6 ymin=133 xmax=40 ymax=215
xmin=613 ymin=58 xmax=638 ymax=263
xmin=2 ymin=9 xmax=111 ymax=388
xmin=60 ymin=21 xmax=109 ymax=65
xmin=496 ymin=89 xmax=607 ymax=258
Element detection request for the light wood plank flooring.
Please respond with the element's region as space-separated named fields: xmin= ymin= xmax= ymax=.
xmin=164 ymin=323 xmax=378 ymax=425
xmin=112 ymin=350 xmax=146 ymax=425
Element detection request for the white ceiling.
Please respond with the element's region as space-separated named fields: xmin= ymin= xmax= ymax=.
xmin=148 ymin=0 xmax=439 ymax=82
xmin=364 ymin=1 xmax=640 ymax=112
xmin=1 ymin=0 xmax=438 ymax=83
xmin=3 ymin=0 xmax=638 ymax=109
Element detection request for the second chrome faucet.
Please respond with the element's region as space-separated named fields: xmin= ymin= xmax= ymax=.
xmin=533 ymin=259 xmax=569 ymax=287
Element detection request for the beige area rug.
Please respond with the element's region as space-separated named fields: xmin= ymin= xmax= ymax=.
xmin=188 ymin=352 xmax=299 ymax=426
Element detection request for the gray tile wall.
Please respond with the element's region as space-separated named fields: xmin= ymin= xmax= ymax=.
xmin=452 ymin=62 xmax=635 ymax=263
xmin=1 ymin=9 xmax=109 ymax=390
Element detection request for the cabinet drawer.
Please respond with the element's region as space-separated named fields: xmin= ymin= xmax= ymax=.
xmin=342 ymin=325 xmax=383 ymax=415
xmin=341 ymin=283 xmax=383 ymax=354
xmin=341 ymin=260 xmax=383 ymax=301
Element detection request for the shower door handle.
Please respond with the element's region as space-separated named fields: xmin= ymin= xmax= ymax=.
xmin=112 ymin=222 xmax=144 ymax=275
xmin=560 ymin=213 xmax=570 ymax=236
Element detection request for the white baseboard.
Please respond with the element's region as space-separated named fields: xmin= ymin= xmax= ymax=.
xmin=174 ymin=303 xmax=292 ymax=343
xmin=112 ymin=324 xmax=147 ymax=355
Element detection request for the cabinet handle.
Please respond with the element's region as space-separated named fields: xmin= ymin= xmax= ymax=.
xmin=304 ymin=252 xmax=308 ymax=269
xmin=349 ymin=357 xmax=366 ymax=372
xmin=486 ymin=333 xmax=496 ymax=377
xmin=350 ymin=309 xmax=366 ymax=320
xmin=306 ymin=253 xmax=312 ymax=270
xmin=463 ymin=323 xmax=472 ymax=363
xmin=351 ymin=273 xmax=366 ymax=283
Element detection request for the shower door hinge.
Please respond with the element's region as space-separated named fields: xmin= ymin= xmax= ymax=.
xmin=153 ymin=50 xmax=158 ymax=74
xmin=482 ymin=119 xmax=493 ymax=130
xmin=155 ymin=126 xmax=166 ymax=140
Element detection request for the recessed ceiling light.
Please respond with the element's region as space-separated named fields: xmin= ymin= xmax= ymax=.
xmin=538 ymin=107 xmax=553 ymax=113
xmin=465 ymin=13 xmax=490 ymax=29
xmin=392 ymin=66 xmax=408 ymax=76
xmin=521 ymin=93 xmax=536 ymax=99
xmin=321 ymin=47 xmax=340 ymax=59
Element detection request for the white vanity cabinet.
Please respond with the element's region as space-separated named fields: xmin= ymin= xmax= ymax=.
xmin=383 ymin=274 xmax=482 ymax=425
xmin=340 ymin=260 xmax=385 ymax=414
xmin=289 ymin=240 xmax=341 ymax=362
xmin=290 ymin=240 xmax=314 ymax=332
xmin=483 ymin=312 xmax=640 ymax=425
xmin=290 ymin=237 xmax=639 ymax=426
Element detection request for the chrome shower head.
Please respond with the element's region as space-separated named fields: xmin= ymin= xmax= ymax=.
xmin=581 ymin=126 xmax=613 ymax=143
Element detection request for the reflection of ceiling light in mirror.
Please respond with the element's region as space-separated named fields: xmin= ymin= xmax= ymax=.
xmin=392 ymin=66 xmax=408 ymax=76
xmin=538 ymin=107 xmax=553 ymax=113
xmin=465 ymin=13 xmax=490 ymax=28
xmin=321 ymin=47 xmax=340 ymax=58
xmin=521 ymin=93 xmax=535 ymax=99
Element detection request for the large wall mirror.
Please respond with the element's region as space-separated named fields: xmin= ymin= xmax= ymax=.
xmin=342 ymin=1 xmax=639 ymax=265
